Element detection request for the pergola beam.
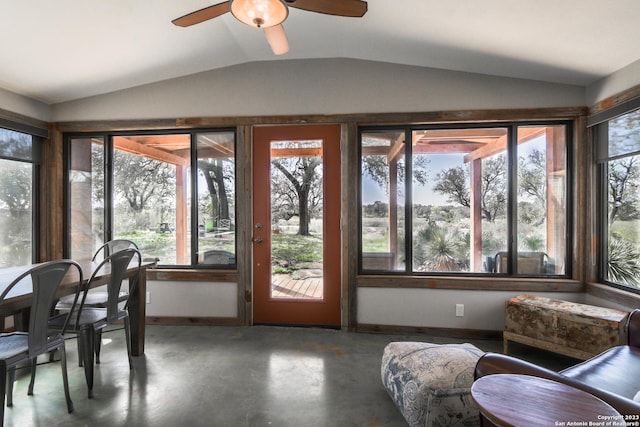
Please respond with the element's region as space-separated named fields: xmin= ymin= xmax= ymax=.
xmin=114 ymin=136 xmax=189 ymax=166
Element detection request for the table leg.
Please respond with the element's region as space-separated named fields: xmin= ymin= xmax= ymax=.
xmin=128 ymin=266 xmax=147 ymax=356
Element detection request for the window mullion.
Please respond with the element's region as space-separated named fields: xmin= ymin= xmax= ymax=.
xmin=191 ymin=132 xmax=199 ymax=266
xmin=507 ymin=125 xmax=519 ymax=274
xmin=405 ymin=128 xmax=413 ymax=273
xmin=105 ymin=135 xmax=114 ymax=241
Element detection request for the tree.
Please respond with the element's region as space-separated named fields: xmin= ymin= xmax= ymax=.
xmin=432 ymin=155 xmax=507 ymax=222
xmin=480 ymin=156 xmax=507 ymax=222
xmin=0 ymin=130 xmax=33 ymax=219
xmin=0 ymin=160 xmax=32 ymax=266
xmin=363 ymin=200 xmax=388 ymax=217
xmin=518 ymin=149 xmax=547 ymax=225
xmin=0 ymin=161 xmax=31 ymax=218
xmin=198 ymin=158 xmax=233 ymax=223
xmin=432 ymin=166 xmax=470 ymax=207
xmin=113 ymin=151 xmax=176 ymax=227
xmin=362 ymin=154 xmax=430 ymax=192
xmin=271 ymin=155 xmax=322 ymax=236
xmin=608 ymin=157 xmax=639 ymax=224
xmin=0 ymin=129 xmax=31 ymax=160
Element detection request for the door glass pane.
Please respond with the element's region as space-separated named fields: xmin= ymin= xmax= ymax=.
xmin=361 ymin=130 xmax=406 ymax=272
xmin=69 ymin=137 xmax=105 ymax=260
xmin=0 ymin=158 xmax=33 ymax=267
xmin=270 ymin=139 xmax=323 ymax=299
xmin=196 ymin=131 xmax=236 ymax=266
xmin=113 ymin=135 xmax=190 ymax=266
xmin=516 ymin=125 xmax=566 ymax=275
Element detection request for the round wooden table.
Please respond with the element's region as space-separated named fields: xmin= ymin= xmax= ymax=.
xmin=471 ymin=374 xmax=623 ymax=426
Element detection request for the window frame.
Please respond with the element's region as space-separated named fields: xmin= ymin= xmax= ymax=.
xmin=0 ymin=126 xmax=42 ymax=266
xmin=63 ymin=128 xmax=237 ymax=269
xmin=358 ymin=120 xmax=573 ymax=278
xmin=595 ymin=107 xmax=640 ymax=295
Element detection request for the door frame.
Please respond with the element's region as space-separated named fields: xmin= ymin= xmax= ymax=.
xmin=251 ymin=124 xmax=342 ymax=327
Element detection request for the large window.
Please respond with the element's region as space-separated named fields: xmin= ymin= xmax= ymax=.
xmin=66 ymin=130 xmax=236 ymax=267
xmin=596 ymin=108 xmax=640 ymax=292
xmin=0 ymin=128 xmax=39 ymax=267
xmin=360 ymin=122 xmax=570 ymax=276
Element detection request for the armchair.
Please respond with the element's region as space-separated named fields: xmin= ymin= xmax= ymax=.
xmin=475 ymin=309 xmax=640 ymax=416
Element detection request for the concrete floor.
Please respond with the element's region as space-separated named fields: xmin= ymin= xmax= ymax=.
xmin=3 ymin=325 xmax=578 ymax=427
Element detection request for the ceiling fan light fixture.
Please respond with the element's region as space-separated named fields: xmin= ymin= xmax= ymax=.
xmin=231 ymin=0 xmax=289 ymax=28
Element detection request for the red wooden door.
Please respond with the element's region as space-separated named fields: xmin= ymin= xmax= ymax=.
xmin=252 ymin=125 xmax=341 ymax=326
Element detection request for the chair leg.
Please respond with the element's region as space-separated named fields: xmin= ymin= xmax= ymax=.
xmin=77 ymin=336 xmax=83 ymax=367
xmin=79 ymin=328 xmax=95 ymax=399
xmin=95 ymin=330 xmax=102 ymax=364
xmin=6 ymin=370 xmax=14 ymax=408
xmin=28 ymin=358 xmax=36 ymax=396
xmin=1 ymin=365 xmax=6 ymax=427
xmin=59 ymin=344 xmax=74 ymax=413
xmin=124 ymin=318 xmax=133 ymax=370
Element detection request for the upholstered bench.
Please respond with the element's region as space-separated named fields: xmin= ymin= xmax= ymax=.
xmin=381 ymin=342 xmax=484 ymax=427
xmin=504 ymin=294 xmax=628 ymax=360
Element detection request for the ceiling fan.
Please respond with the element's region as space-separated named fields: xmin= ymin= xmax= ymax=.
xmin=172 ymin=0 xmax=368 ymax=55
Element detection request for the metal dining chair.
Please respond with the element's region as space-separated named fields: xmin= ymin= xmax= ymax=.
xmin=55 ymin=239 xmax=139 ymax=310
xmin=47 ymin=248 xmax=141 ymax=398
xmin=0 ymin=260 xmax=81 ymax=426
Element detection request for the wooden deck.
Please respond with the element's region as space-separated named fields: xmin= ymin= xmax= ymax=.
xmin=271 ymin=274 xmax=323 ymax=299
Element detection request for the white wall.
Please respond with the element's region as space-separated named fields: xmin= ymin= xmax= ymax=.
xmin=0 ymin=87 xmax=50 ymax=122
xmin=586 ymin=58 xmax=640 ymax=106
xmin=51 ymin=58 xmax=586 ymax=122
xmin=358 ymin=288 xmax=584 ymax=331
xmin=145 ymin=281 xmax=237 ymax=318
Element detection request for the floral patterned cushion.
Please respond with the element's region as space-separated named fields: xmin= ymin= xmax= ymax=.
xmin=381 ymin=342 xmax=484 ymax=427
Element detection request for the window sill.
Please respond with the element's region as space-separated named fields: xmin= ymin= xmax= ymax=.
xmin=148 ymin=268 xmax=238 ymax=282
xmin=356 ymin=275 xmax=584 ymax=292
xmin=585 ymin=282 xmax=640 ymax=309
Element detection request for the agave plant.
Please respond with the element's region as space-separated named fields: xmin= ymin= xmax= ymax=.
xmin=425 ymin=228 xmax=465 ymax=272
xmin=608 ymin=236 xmax=640 ymax=287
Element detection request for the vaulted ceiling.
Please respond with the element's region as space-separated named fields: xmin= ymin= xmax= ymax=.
xmin=1 ymin=0 xmax=639 ymax=104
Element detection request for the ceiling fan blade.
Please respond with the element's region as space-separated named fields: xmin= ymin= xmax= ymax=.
xmin=172 ymin=1 xmax=231 ymax=27
xmin=263 ymin=24 xmax=289 ymax=55
xmin=286 ymin=0 xmax=367 ymax=17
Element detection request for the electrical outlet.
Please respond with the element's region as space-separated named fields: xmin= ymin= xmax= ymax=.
xmin=146 ymin=292 xmax=150 ymax=304
xmin=455 ymin=304 xmax=464 ymax=317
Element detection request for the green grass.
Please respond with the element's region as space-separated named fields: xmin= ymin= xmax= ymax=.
xmin=117 ymin=229 xmax=324 ymax=269
xmin=610 ymin=220 xmax=640 ymax=245
xmin=270 ymin=233 xmax=323 ymax=273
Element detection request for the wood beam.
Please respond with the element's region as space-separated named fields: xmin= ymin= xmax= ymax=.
xmin=414 ymin=128 xmax=507 ymax=141
xmin=470 ymin=158 xmax=483 ymax=272
xmin=270 ymin=147 xmax=322 ymax=157
xmin=414 ymin=142 xmax=485 ymax=154
xmin=114 ymin=136 xmax=189 ymax=166
xmin=463 ymin=127 xmax=547 ymax=162
xmin=463 ymin=134 xmax=508 ymax=163
xmin=175 ymin=164 xmax=188 ymax=265
xmin=53 ymin=106 xmax=587 ymax=133
xmin=387 ymin=134 xmax=405 ymax=162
